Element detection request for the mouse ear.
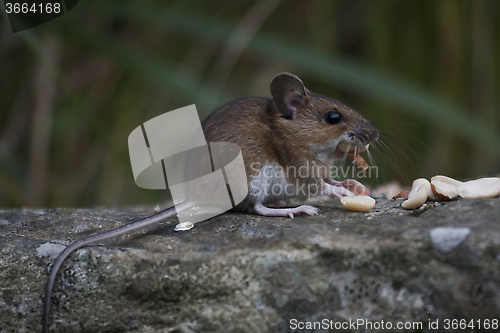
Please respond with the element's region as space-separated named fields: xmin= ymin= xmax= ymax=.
xmin=270 ymin=73 xmax=308 ymax=120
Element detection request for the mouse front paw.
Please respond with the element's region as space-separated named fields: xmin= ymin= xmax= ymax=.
xmin=323 ymin=182 xmax=354 ymax=199
xmin=325 ymin=179 xmax=369 ymax=196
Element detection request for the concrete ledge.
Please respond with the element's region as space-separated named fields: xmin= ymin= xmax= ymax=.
xmin=1 ymin=198 xmax=500 ymax=332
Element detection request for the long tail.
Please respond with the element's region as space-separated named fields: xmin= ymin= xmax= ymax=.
xmin=42 ymin=201 xmax=193 ymax=333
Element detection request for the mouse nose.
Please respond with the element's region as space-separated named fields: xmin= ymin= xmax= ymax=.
xmin=353 ymin=124 xmax=379 ymax=144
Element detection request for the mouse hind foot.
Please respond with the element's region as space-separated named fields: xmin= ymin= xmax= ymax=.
xmin=248 ymin=202 xmax=319 ymax=218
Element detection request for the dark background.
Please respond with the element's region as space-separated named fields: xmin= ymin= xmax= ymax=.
xmin=1 ymin=0 xmax=499 ymax=208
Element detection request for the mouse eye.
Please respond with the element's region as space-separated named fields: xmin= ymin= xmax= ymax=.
xmin=324 ymin=111 xmax=342 ymax=125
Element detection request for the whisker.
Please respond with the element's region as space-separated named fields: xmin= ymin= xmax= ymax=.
xmin=381 ymin=135 xmax=423 ymax=167
xmin=373 ymin=139 xmax=408 ymax=182
xmin=366 ymin=147 xmax=377 ymax=169
xmin=380 ymin=132 xmax=423 ymax=161
xmin=381 ymin=128 xmax=436 ymax=156
xmin=367 ymin=142 xmax=391 ymax=184
xmin=365 ymin=147 xmax=385 ymax=184
xmin=373 ymin=120 xmax=426 ymax=129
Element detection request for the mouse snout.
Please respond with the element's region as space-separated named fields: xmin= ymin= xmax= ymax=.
xmin=350 ymin=123 xmax=379 ymax=144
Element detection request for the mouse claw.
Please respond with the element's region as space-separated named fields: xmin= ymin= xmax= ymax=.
xmin=323 ymin=183 xmax=353 ymax=199
xmin=288 ymin=212 xmax=294 ymax=218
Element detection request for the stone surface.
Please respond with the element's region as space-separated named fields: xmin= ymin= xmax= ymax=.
xmin=1 ymin=198 xmax=500 ymax=332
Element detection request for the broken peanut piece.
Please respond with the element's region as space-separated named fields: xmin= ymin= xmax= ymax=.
xmin=401 ymin=178 xmax=433 ymax=209
xmin=413 ymin=178 xmax=436 ymax=200
xmin=340 ymin=195 xmax=376 ymax=212
xmin=457 ymin=177 xmax=500 ymax=199
xmin=347 ymin=152 xmax=369 ymax=171
xmin=174 ymin=222 xmax=194 ymax=231
xmin=393 ymin=190 xmax=411 ymax=200
xmin=430 ymin=175 xmax=462 ymax=200
xmin=431 ymin=175 xmax=463 ymax=187
xmin=401 ymin=184 xmax=428 ymax=209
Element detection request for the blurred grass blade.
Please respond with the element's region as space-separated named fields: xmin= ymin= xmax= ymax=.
xmin=250 ymin=37 xmax=500 ymax=154
xmin=87 ymin=0 xmax=500 ymax=156
xmin=61 ymin=26 xmax=230 ymax=111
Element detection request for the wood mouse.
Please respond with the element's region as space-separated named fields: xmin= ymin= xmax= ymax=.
xmin=203 ymin=72 xmax=379 ymax=217
xmin=42 ymin=72 xmax=378 ymax=332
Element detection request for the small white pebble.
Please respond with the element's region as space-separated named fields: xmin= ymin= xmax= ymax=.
xmin=340 ymin=195 xmax=376 ymax=212
xmin=430 ymin=227 xmax=471 ymax=253
xmin=174 ymin=222 xmax=194 ymax=231
xmin=36 ymin=243 xmax=66 ymax=259
xmin=418 ymin=203 xmax=429 ymax=211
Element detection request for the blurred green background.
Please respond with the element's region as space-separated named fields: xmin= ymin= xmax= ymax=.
xmin=1 ymin=0 xmax=499 ymax=208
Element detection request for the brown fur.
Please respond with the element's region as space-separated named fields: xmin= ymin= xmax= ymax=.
xmin=201 ymin=73 xmax=378 ymax=211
